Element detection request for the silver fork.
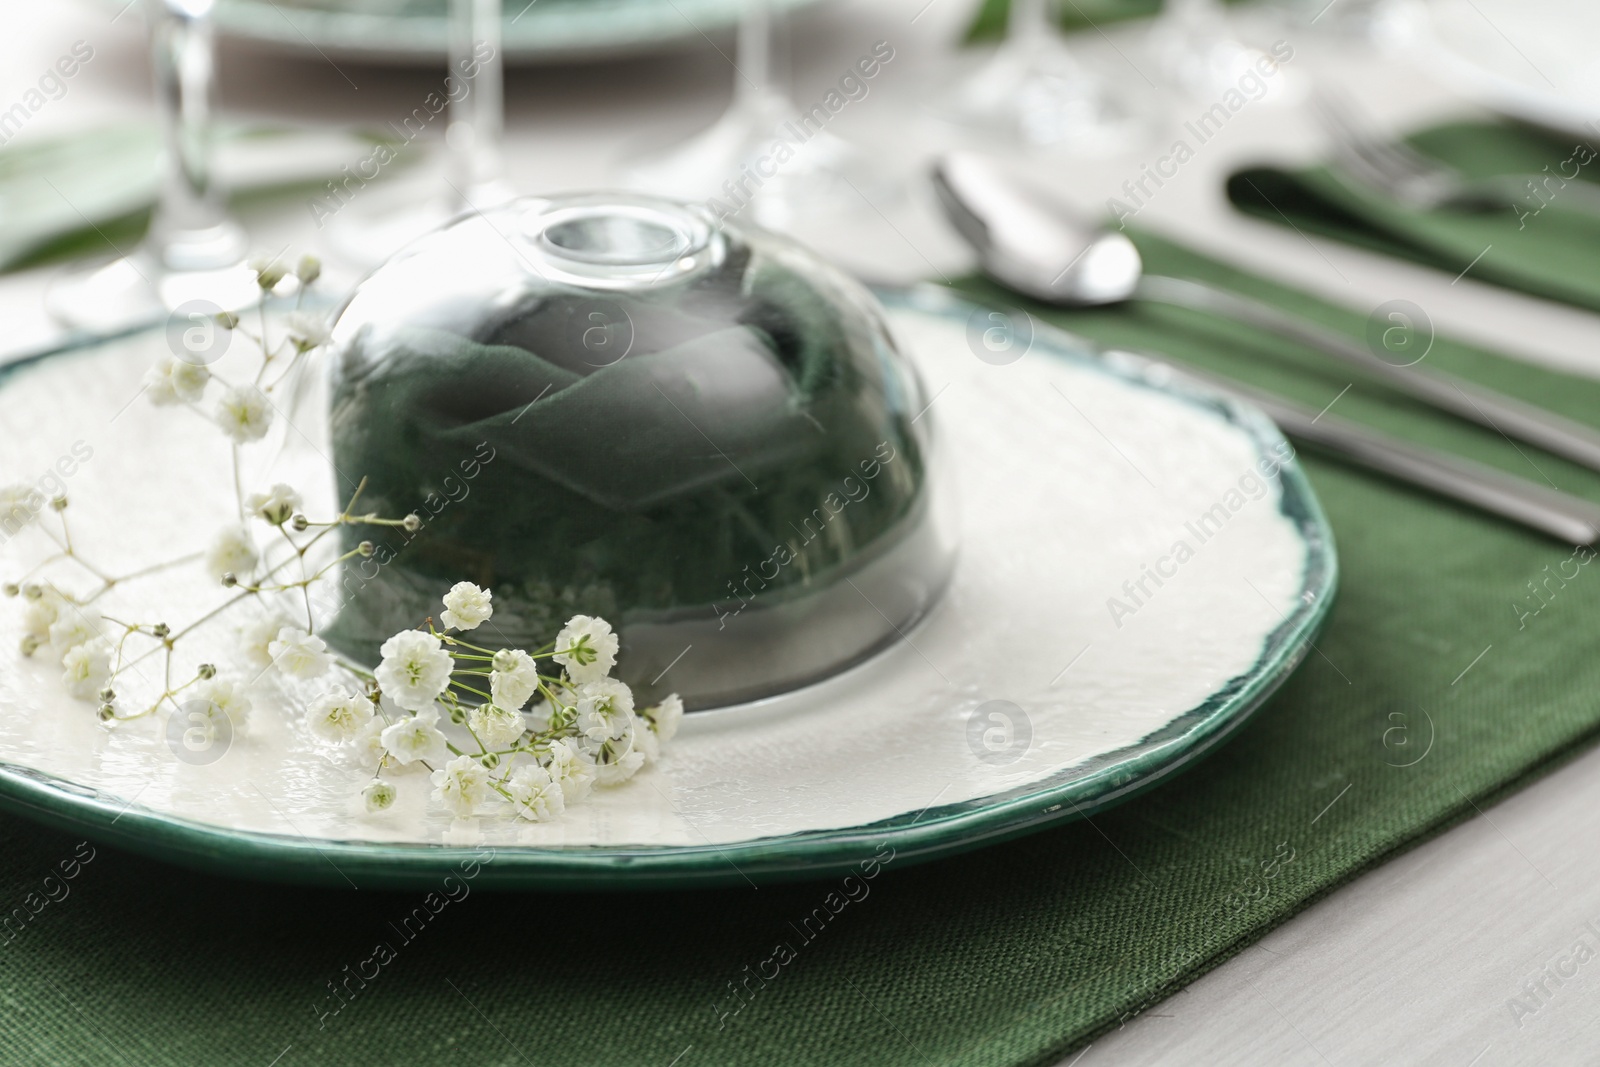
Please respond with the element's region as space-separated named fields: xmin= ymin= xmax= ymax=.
xmin=1310 ymin=89 xmax=1600 ymax=217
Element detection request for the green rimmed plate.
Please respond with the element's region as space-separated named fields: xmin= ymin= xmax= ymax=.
xmin=0 ymin=286 xmax=1335 ymax=890
xmin=134 ymin=0 xmax=821 ymax=65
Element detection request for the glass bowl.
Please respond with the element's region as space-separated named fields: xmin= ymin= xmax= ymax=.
xmin=324 ymin=193 xmax=954 ymax=708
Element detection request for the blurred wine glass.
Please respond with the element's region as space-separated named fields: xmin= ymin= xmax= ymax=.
xmin=1149 ymin=0 xmax=1298 ymax=102
xmin=623 ymin=0 xmax=893 ymax=233
xmin=47 ymin=0 xmax=254 ymax=332
xmin=931 ymin=0 xmax=1146 ymax=154
xmin=325 ymin=0 xmax=514 ymax=269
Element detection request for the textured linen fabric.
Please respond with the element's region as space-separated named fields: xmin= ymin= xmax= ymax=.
xmin=1229 ymin=120 xmax=1600 ymax=311
xmin=6 ymin=233 xmax=1600 ymax=1066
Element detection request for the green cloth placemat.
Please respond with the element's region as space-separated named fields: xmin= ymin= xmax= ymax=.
xmin=9 ymin=233 xmax=1600 ymax=1066
xmin=1230 ymin=119 xmax=1600 ymax=311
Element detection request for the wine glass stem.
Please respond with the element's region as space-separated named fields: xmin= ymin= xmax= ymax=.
xmin=145 ymin=0 xmax=231 ymax=268
xmin=1011 ymin=0 xmax=1053 ymax=37
xmin=448 ymin=0 xmax=505 ymax=206
xmin=735 ymin=0 xmax=773 ymax=110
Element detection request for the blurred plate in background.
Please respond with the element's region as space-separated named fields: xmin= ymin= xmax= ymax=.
xmin=97 ymin=0 xmax=820 ymax=65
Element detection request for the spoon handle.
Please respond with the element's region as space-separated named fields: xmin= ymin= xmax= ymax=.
xmin=1167 ymin=362 xmax=1600 ymax=545
xmin=1133 ymin=275 xmax=1600 ymax=474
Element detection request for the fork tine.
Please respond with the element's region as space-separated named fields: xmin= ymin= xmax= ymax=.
xmin=1313 ymin=88 xmax=1440 ymax=185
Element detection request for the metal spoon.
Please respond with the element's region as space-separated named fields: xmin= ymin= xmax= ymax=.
xmin=931 ymin=151 xmax=1600 ymax=474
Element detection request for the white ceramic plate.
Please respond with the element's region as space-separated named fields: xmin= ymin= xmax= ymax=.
xmin=0 ymin=288 xmax=1335 ymax=888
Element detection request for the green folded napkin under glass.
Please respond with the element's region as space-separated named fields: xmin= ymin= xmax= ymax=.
xmin=10 ymin=230 xmax=1600 ymax=1065
xmin=1229 ymin=119 xmax=1600 ymax=311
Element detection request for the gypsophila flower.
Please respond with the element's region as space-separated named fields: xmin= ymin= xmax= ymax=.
xmin=355 ymin=715 xmax=388 ymax=763
xmin=296 ymin=254 xmax=322 ymax=286
xmin=306 ymin=687 xmax=374 ymax=744
xmin=634 ymin=718 xmax=661 ymax=764
xmin=21 ymin=584 xmax=64 ymax=640
xmin=143 ymin=354 xmax=211 ymax=406
xmin=590 ymin=721 xmax=646 ymax=787
xmin=641 ymin=693 xmax=683 ymax=742
xmin=429 ymin=754 xmax=491 ymax=816
xmin=440 ymin=581 xmax=493 ymax=631
xmin=206 ymin=525 xmax=259 ymax=582
xmin=0 ymin=484 xmax=42 ymax=534
xmin=374 ymin=630 xmax=454 ymax=712
xmin=216 ymin=385 xmax=273 ymax=444
xmin=362 ymin=779 xmax=396 ymax=812
xmin=249 ymin=254 xmax=287 ymax=290
xmin=554 ymin=614 xmax=618 ymax=683
xmin=268 ymin=626 xmax=332 ymax=679
xmin=239 ymin=612 xmax=294 ymax=669
xmin=284 ymin=311 xmax=332 ymax=354
xmin=246 ymin=483 xmax=301 ymax=526
xmin=489 ymin=648 xmax=539 ymax=711
xmin=191 ymin=677 xmax=253 ymax=729
xmin=47 ymin=611 xmax=100 ymax=658
xmin=575 ymin=677 xmax=635 ymax=741
xmin=379 ymin=707 xmax=449 ymax=765
xmin=505 ymin=763 xmax=565 ymax=821
xmin=546 ymin=737 xmax=595 ymax=803
xmin=468 ymin=703 xmax=525 ymax=749
xmin=61 ymin=641 xmax=110 ymax=702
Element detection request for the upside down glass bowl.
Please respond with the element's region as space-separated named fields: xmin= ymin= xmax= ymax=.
xmin=325 ymin=193 xmax=955 ymax=708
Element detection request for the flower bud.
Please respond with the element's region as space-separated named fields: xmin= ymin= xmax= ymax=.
xmin=291 ymin=514 xmax=309 ymax=532
xmin=97 ymin=686 xmax=115 ymax=702
xmin=402 ymin=513 xmax=422 ymax=532
xmin=221 ymin=573 xmax=238 ymax=588
xmin=152 ymin=622 xmax=170 ymax=639
xmin=449 ymin=705 xmax=467 ymax=725
xmin=197 ymin=663 xmax=217 ymax=680
xmin=98 ymin=704 xmax=115 ymax=721
xmin=20 ymin=634 xmax=39 ymax=657
xmin=481 ymin=752 xmax=500 ymax=770
xmin=358 ymin=541 xmax=375 ymax=557
xmin=362 ymin=780 xmax=396 ymax=812
xmin=296 ymin=254 xmax=322 ymax=286
xmin=2 ymin=583 xmax=17 ymax=597
xmin=491 ymin=648 xmax=517 ymax=673
xmin=251 ymin=256 xmax=287 ymax=291
xmin=49 ymin=495 xmax=67 ymax=511
xmin=214 ymin=310 xmax=241 ymax=330
xmin=21 ymin=583 xmax=41 ymax=601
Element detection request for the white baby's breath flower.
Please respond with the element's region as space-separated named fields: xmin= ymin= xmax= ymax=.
xmin=641 ymin=693 xmax=683 ymax=742
xmin=591 ymin=726 xmax=646 ymax=787
xmin=0 ymin=484 xmax=41 ymax=535
xmin=633 ymin=715 xmax=661 ymax=764
xmin=61 ymin=640 xmax=110 ymax=702
xmin=374 ymin=630 xmax=454 ymax=712
xmin=306 ymin=687 xmax=373 ymax=744
xmin=379 ymin=707 xmax=448 ymax=765
xmin=554 ymin=615 xmax=618 ymax=683
xmin=246 ymin=483 xmax=301 ymax=526
xmin=546 ymin=737 xmax=594 ymax=804
xmin=239 ymin=612 xmax=294 ymax=670
xmin=143 ymin=354 xmax=210 ymax=406
xmin=21 ymin=585 xmax=65 ymax=640
xmin=505 ymin=763 xmax=565 ymax=821
xmin=268 ymin=626 xmax=332 ymax=679
xmin=468 ymin=703 xmax=525 ymax=750
xmin=192 ymin=677 xmax=253 ymax=729
xmin=47 ymin=611 xmax=100 ymax=658
xmin=284 ymin=311 xmax=332 ymax=353
xmin=489 ymin=648 xmax=539 ymax=711
xmin=249 ymin=254 xmax=287 ymax=291
xmin=430 ymin=754 xmax=491 ymax=816
xmin=575 ymin=677 xmax=635 ymax=742
xmin=355 ymin=715 xmax=388 ymax=762
xmin=206 ymin=524 xmax=259 ymax=582
xmin=440 ymin=581 xmax=493 ymax=631
xmin=216 ymin=385 xmax=273 ymax=444
xmin=363 ymin=779 xmax=396 ymax=812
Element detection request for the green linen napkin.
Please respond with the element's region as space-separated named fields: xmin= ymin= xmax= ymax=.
xmin=9 ymin=231 xmax=1600 ymax=1066
xmin=1229 ymin=119 xmax=1600 ymax=311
